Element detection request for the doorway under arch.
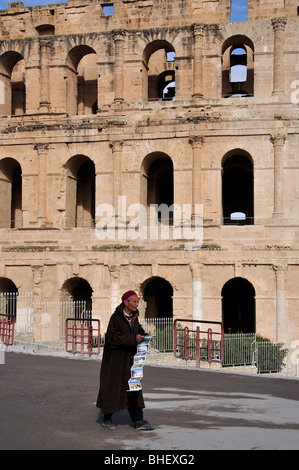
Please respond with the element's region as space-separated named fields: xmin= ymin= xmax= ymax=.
xmin=222 ymin=277 xmax=256 ymax=333
xmin=0 ymin=277 xmax=18 ymax=320
xmin=142 ymin=277 xmax=173 ymax=319
xmin=61 ymin=277 xmax=93 ymax=319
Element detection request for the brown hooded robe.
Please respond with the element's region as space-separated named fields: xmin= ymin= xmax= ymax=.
xmin=96 ymin=303 xmax=145 ymax=414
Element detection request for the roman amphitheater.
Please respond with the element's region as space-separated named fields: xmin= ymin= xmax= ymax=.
xmin=0 ymin=0 xmax=298 ymax=370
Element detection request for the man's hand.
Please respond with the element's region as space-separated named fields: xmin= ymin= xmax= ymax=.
xmin=136 ymin=334 xmax=145 ymax=343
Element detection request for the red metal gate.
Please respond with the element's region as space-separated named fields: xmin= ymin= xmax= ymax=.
xmin=174 ymin=319 xmax=224 ymax=366
xmin=0 ymin=314 xmax=15 ymax=346
xmin=65 ymin=318 xmax=100 ymax=356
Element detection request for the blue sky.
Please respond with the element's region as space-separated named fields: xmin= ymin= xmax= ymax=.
xmin=0 ymin=0 xmax=65 ymax=7
xmin=231 ymin=0 xmax=248 ymax=22
xmin=0 ymin=0 xmax=248 ymax=22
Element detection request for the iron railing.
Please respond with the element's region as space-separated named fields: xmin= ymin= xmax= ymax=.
xmin=0 ymin=291 xmax=288 ymax=373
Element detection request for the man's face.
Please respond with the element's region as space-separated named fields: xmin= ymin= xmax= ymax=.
xmin=124 ymin=294 xmax=139 ymax=313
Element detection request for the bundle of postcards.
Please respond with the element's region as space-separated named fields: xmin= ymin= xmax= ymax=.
xmin=128 ymin=336 xmax=155 ymax=391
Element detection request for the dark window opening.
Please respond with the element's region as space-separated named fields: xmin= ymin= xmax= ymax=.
xmin=147 ymin=156 xmax=174 ymax=225
xmin=222 ymin=153 xmax=254 ymax=225
xmin=102 ymin=4 xmax=114 ymax=16
xmin=65 ymin=155 xmax=95 ymax=228
xmin=0 ymin=158 xmax=22 ymax=228
xmin=222 ymin=278 xmax=256 ymax=334
xmin=143 ymin=277 xmax=173 ymax=319
xmin=145 ymin=41 xmax=176 ymax=101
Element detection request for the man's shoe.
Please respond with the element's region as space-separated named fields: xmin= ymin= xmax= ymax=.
xmin=101 ymin=419 xmax=115 ymax=430
xmin=134 ymin=420 xmax=155 ymax=430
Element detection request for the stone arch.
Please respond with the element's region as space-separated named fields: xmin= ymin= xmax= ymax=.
xmin=142 ymin=39 xmax=176 ymax=101
xmin=222 ymin=35 xmax=254 ymax=97
xmin=0 ymin=50 xmax=26 ymax=115
xmin=0 ymin=158 xmax=22 ymax=228
xmin=141 ymin=276 xmax=173 ymax=319
xmin=64 ymin=155 xmax=96 ymax=228
xmin=65 ymin=44 xmax=98 ymax=115
xmin=221 ymin=149 xmax=254 ymax=225
xmin=0 ymin=278 xmax=18 ymax=321
xmin=221 ymin=277 xmax=256 ymax=333
xmin=61 ymin=277 xmax=93 ymax=317
xmin=140 ymin=152 xmax=174 ymax=223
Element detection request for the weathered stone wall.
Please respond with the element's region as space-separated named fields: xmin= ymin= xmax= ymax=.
xmin=0 ymin=0 xmax=298 ymax=371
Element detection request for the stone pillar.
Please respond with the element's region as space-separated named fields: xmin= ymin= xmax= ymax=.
xmin=34 ymin=144 xmax=48 ymax=226
xmin=271 ymin=134 xmax=286 ymax=218
xmin=39 ymin=39 xmax=51 ymax=112
xmin=189 ymin=136 xmax=204 ymax=219
xmin=109 ymin=264 xmax=120 ymax=314
xmin=273 ymin=264 xmax=288 ymax=344
xmin=113 ymin=30 xmax=126 ymax=103
xmin=32 ymin=265 xmax=44 ymax=342
xmin=110 ymin=140 xmax=123 ymax=217
xmin=271 ymin=18 xmax=287 ymax=96
xmin=192 ymin=24 xmax=205 ymax=100
xmin=190 ymin=262 xmax=202 ymax=322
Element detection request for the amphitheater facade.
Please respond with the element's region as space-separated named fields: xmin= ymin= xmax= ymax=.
xmin=0 ymin=0 xmax=298 ymax=368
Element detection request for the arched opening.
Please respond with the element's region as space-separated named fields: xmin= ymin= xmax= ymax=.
xmin=0 ymin=51 xmax=26 ymax=115
xmin=61 ymin=277 xmax=93 ymax=319
xmin=65 ymin=155 xmax=95 ymax=227
xmin=0 ymin=278 xmax=18 ymax=321
xmin=35 ymin=24 xmax=55 ymax=36
xmin=141 ymin=152 xmax=174 ymax=225
xmin=222 ymin=36 xmax=254 ymax=97
xmin=222 ymin=151 xmax=254 ymax=225
xmin=143 ymin=40 xmax=176 ymax=101
xmin=142 ymin=277 xmax=173 ymax=319
xmin=0 ymin=158 xmax=22 ymax=228
xmin=222 ymin=278 xmax=256 ymax=333
xmin=65 ymin=45 xmax=97 ymax=115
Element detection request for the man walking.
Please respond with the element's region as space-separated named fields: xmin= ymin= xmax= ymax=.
xmin=96 ymin=290 xmax=154 ymax=430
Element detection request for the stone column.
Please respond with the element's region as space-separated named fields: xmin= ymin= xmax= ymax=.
xmin=32 ymin=265 xmax=44 ymax=342
xmin=190 ymin=262 xmax=202 ymax=322
xmin=273 ymin=264 xmax=288 ymax=344
xmin=39 ymin=38 xmax=51 ymax=112
xmin=189 ymin=136 xmax=204 ymax=220
xmin=271 ymin=134 xmax=286 ymax=218
xmin=110 ymin=140 xmax=123 ymax=218
xmin=34 ymin=144 xmax=48 ymax=226
xmin=192 ymin=24 xmax=205 ymax=100
xmin=271 ymin=17 xmax=287 ymax=96
xmin=109 ymin=264 xmax=120 ymax=314
xmin=113 ymin=30 xmax=126 ymax=103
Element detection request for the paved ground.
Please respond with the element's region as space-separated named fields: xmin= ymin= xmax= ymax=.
xmin=1 ymin=351 xmax=299 ymax=452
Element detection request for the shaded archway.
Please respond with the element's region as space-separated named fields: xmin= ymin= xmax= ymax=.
xmin=141 ymin=152 xmax=174 ymax=226
xmin=65 ymin=45 xmax=97 ymax=115
xmin=65 ymin=155 xmax=95 ymax=227
xmin=222 ymin=35 xmax=254 ymax=97
xmin=142 ymin=40 xmax=176 ymax=101
xmin=0 ymin=158 xmax=22 ymax=228
xmin=0 ymin=278 xmax=18 ymax=320
xmin=61 ymin=277 xmax=93 ymax=319
xmin=222 ymin=277 xmax=256 ymax=333
xmin=222 ymin=150 xmax=254 ymax=225
xmin=142 ymin=277 xmax=173 ymax=319
xmin=0 ymin=51 xmax=26 ymax=115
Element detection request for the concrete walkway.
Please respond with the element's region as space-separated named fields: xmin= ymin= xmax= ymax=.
xmin=1 ymin=350 xmax=299 ymax=451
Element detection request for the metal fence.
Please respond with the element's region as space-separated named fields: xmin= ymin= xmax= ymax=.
xmin=144 ymin=317 xmax=174 ymax=353
xmin=256 ymin=341 xmax=288 ymax=374
xmin=223 ymin=333 xmax=288 ymax=373
xmin=0 ymin=291 xmax=288 ymax=373
xmin=223 ymin=333 xmax=256 ymax=367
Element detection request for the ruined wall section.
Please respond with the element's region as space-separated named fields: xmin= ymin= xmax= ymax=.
xmin=0 ymin=0 xmax=230 ymax=41
xmin=248 ymin=0 xmax=298 ymax=21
